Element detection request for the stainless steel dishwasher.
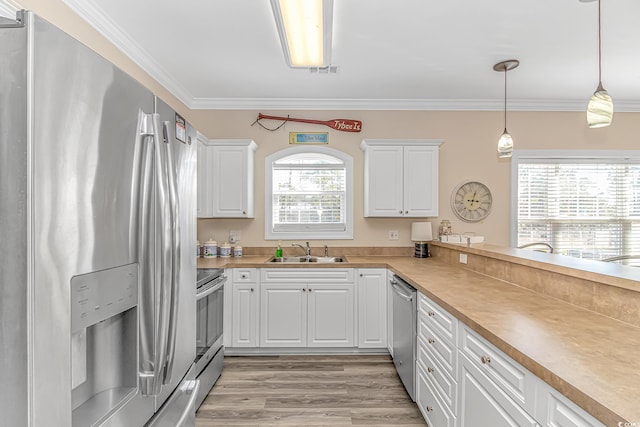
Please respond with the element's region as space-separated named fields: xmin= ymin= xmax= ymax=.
xmin=390 ymin=274 xmax=417 ymax=401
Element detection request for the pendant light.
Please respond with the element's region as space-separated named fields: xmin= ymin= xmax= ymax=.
xmin=493 ymin=59 xmax=519 ymax=159
xmin=586 ymin=0 xmax=613 ymax=128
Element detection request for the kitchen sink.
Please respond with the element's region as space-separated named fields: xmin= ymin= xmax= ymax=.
xmin=267 ymin=256 xmax=347 ymax=263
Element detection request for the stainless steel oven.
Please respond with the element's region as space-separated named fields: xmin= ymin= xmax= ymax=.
xmin=194 ymin=268 xmax=226 ymax=409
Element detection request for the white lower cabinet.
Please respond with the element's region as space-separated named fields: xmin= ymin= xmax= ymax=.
xmin=357 ymin=268 xmax=387 ymax=348
xmin=260 ymin=283 xmax=307 ymax=347
xmin=416 ymin=291 xmax=605 ymax=427
xmin=416 ymin=362 xmax=457 ymax=427
xmin=231 ymin=283 xmax=259 ymax=347
xmin=229 ymin=268 xmax=259 ymax=347
xmin=535 ymin=381 xmax=605 ymax=427
xmin=458 ymin=352 xmax=538 ymax=427
xmin=259 ymin=269 xmax=355 ymax=348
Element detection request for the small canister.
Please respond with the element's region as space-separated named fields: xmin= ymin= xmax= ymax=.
xmin=196 ymin=240 xmax=201 ymax=258
xmin=203 ymin=239 xmax=217 ymax=258
xmin=220 ymin=242 xmax=231 ymax=258
xmin=233 ymin=245 xmax=243 ymax=257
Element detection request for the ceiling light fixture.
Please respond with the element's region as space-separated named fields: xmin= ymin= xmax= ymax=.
xmin=586 ymin=0 xmax=613 ymax=128
xmin=493 ymin=59 xmax=519 ymax=159
xmin=270 ymin=0 xmax=333 ymax=68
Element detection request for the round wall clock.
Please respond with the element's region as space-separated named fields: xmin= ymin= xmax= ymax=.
xmin=451 ymin=181 xmax=493 ymax=222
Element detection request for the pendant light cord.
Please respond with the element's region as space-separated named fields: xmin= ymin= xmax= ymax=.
xmin=503 ymin=68 xmax=508 ymax=131
xmin=597 ymin=0 xmax=602 ymax=84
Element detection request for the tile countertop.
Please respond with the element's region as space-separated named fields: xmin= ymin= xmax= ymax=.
xmin=197 ymin=254 xmax=640 ymax=425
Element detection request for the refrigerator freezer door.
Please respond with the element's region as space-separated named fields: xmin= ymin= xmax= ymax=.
xmin=152 ymin=97 xmax=197 ymax=411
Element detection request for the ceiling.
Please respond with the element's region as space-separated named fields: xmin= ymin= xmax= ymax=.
xmin=61 ymin=0 xmax=640 ymax=111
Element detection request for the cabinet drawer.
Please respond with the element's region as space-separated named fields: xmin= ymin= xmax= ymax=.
xmin=458 ymin=325 xmax=536 ymax=413
xmin=535 ymin=381 xmax=605 ymax=427
xmin=233 ymin=268 xmax=257 ymax=283
xmin=458 ymin=352 xmax=537 ymax=427
xmin=418 ymin=292 xmax=457 ymax=344
xmin=417 ymin=336 xmax=457 ymax=411
xmin=418 ymin=313 xmax=457 ymax=379
xmin=416 ymin=363 xmax=456 ymax=427
xmin=261 ymin=268 xmax=354 ymax=283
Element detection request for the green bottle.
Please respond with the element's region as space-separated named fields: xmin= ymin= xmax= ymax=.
xmin=275 ymin=241 xmax=283 ymax=258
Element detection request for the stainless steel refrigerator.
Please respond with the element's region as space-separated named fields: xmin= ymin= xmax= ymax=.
xmin=0 ymin=10 xmax=199 ymax=426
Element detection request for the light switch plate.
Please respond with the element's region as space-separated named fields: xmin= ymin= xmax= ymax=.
xmin=459 ymin=253 xmax=468 ymax=264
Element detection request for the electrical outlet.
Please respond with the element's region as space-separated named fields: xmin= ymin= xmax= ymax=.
xmin=229 ymin=230 xmax=241 ymax=243
xmin=459 ymin=253 xmax=468 ymax=264
xmin=389 ymin=230 xmax=399 ymax=240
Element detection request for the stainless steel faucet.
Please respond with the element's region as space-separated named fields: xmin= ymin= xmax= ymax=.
xmin=292 ymin=242 xmax=311 ymax=257
xmin=324 ymin=244 xmax=329 ymax=257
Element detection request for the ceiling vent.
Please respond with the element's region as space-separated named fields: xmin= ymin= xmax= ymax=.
xmin=309 ymin=65 xmax=338 ymax=74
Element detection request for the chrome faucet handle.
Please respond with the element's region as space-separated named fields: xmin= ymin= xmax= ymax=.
xmin=324 ymin=245 xmax=329 ymax=257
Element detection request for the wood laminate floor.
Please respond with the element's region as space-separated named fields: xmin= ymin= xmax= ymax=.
xmin=195 ymin=355 xmax=427 ymax=426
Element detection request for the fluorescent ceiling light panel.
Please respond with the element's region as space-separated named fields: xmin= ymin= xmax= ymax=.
xmin=271 ymin=0 xmax=333 ymax=67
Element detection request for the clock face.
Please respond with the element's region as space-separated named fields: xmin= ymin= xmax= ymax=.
xmin=451 ymin=181 xmax=492 ymax=222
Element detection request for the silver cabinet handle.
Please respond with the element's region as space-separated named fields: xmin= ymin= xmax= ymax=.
xmin=250 ymin=287 xmax=254 ymax=292
xmin=426 ymin=406 xmax=433 ymax=412
xmin=481 ymin=355 xmax=492 ymax=364
xmin=428 ymin=338 xmax=435 ymax=344
xmin=427 ymin=311 xmax=436 ymax=317
xmin=308 ymin=288 xmax=312 ymax=292
xmin=405 ymin=210 xmax=408 ymax=214
xmin=399 ymin=210 xmax=403 ymax=214
xmin=427 ymin=367 xmax=434 ymax=373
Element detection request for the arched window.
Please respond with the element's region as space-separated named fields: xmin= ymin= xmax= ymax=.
xmin=265 ymin=146 xmax=353 ymax=239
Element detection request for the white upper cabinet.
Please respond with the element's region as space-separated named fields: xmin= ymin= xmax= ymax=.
xmin=197 ymin=137 xmax=257 ymax=218
xmin=360 ymin=139 xmax=442 ymax=217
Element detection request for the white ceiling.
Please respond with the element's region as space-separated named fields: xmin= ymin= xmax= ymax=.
xmin=62 ymin=0 xmax=640 ymax=111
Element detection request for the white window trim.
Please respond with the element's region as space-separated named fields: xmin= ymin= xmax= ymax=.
xmin=265 ymin=146 xmax=354 ymax=240
xmin=510 ymin=149 xmax=640 ymax=248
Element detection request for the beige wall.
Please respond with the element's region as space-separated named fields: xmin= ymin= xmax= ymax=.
xmin=192 ymin=109 xmax=638 ymax=248
xmin=16 ymin=1 xmax=640 ymax=248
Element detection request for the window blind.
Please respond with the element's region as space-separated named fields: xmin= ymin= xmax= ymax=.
xmin=517 ymin=160 xmax=640 ymax=261
xmin=272 ymin=163 xmax=347 ymax=232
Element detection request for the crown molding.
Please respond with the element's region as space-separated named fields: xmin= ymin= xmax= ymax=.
xmin=50 ymin=1 xmax=640 ymax=114
xmin=62 ymin=0 xmax=194 ymax=107
xmin=190 ymin=97 xmax=640 ymax=112
xmin=0 ymin=0 xmax=19 ymax=17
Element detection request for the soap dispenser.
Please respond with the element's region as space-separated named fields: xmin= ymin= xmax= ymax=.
xmin=275 ymin=241 xmax=283 ymax=258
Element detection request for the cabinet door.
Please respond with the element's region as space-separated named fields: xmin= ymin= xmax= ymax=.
xmin=357 ymin=269 xmax=387 ymax=348
xmin=231 ymin=283 xmax=258 ymax=347
xmin=307 ymin=283 xmax=354 ymax=347
xmin=458 ymin=353 xmax=537 ymax=427
xmin=260 ymin=283 xmax=307 ymax=347
xmin=416 ymin=363 xmax=456 ymax=427
xmin=363 ymin=145 xmax=404 ymax=217
xmin=211 ymin=145 xmax=251 ymax=217
xmin=196 ymin=140 xmax=214 ymax=217
xmin=403 ymin=145 xmax=438 ymax=217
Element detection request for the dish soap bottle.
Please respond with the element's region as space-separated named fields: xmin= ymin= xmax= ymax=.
xmin=275 ymin=241 xmax=283 ymax=258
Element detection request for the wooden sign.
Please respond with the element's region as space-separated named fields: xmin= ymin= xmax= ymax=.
xmin=289 ymin=132 xmax=329 ymax=144
xmin=258 ymin=113 xmax=362 ymax=132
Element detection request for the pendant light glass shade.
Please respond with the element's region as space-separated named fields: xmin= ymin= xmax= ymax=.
xmin=587 ymin=85 xmax=613 ymax=128
xmin=586 ymin=0 xmax=612 ymax=128
xmin=497 ymin=129 xmax=514 ymax=158
xmin=493 ymin=60 xmax=519 ymax=159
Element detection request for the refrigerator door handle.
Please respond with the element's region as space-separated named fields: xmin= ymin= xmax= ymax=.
xmin=162 ymin=120 xmax=181 ymax=384
xmin=139 ymin=112 xmax=173 ymax=396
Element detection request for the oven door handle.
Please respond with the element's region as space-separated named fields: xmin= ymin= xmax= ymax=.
xmin=196 ymin=278 xmax=226 ymax=301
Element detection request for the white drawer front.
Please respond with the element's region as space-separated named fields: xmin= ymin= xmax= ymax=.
xmin=417 ymin=336 xmax=457 ymax=411
xmin=418 ymin=292 xmax=457 ymax=344
xmin=233 ymin=268 xmax=257 ymax=283
xmin=416 ymin=363 xmax=457 ymax=427
xmin=418 ymin=313 xmax=457 ymax=379
xmin=261 ymin=268 xmax=354 ymax=283
xmin=535 ymin=381 xmax=605 ymax=427
xmin=459 ymin=325 xmax=536 ymax=413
